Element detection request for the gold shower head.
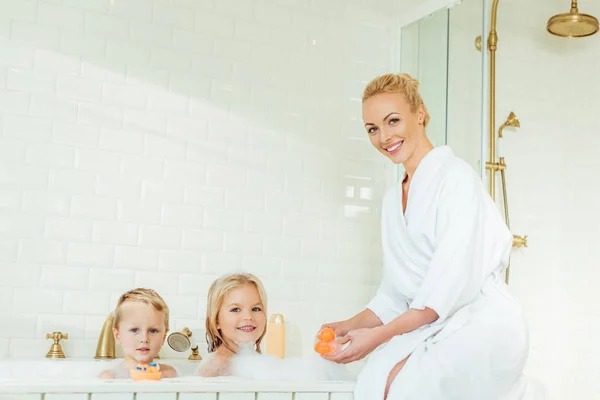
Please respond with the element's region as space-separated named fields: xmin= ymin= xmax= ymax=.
xmin=503 ymin=112 xmax=520 ymax=129
xmin=547 ymin=0 xmax=599 ymax=38
xmin=498 ymin=112 xmax=520 ymax=138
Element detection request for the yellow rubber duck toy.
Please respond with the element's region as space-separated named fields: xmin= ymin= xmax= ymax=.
xmin=131 ymin=362 xmax=162 ymax=381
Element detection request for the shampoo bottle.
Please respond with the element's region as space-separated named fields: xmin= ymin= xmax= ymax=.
xmin=266 ymin=313 xmax=285 ymax=359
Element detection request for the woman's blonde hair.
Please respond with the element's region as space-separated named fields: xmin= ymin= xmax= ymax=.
xmin=113 ymin=288 xmax=170 ymax=331
xmin=205 ymin=273 xmax=268 ymax=354
xmin=362 ymin=72 xmax=430 ymax=127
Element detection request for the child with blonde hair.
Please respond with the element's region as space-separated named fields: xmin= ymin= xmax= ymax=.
xmin=196 ymin=273 xmax=268 ymax=377
xmin=98 ymin=288 xmax=178 ymax=379
xmin=197 ymin=272 xmax=353 ymax=381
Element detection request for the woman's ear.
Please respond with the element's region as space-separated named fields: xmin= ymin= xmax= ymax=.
xmin=417 ymin=104 xmax=425 ymax=125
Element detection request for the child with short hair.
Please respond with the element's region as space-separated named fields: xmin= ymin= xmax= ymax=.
xmin=196 ymin=273 xmax=268 ymax=377
xmin=98 ymin=288 xmax=178 ymax=379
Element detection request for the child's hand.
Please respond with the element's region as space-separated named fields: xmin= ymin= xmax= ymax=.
xmin=98 ymin=370 xmax=116 ymax=379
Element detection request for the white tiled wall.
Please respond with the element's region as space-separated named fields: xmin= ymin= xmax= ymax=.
xmin=495 ymin=0 xmax=600 ymax=398
xmin=0 ymin=0 xmax=399 ymax=359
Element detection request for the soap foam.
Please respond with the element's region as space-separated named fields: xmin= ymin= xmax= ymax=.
xmin=229 ymin=346 xmax=355 ymax=382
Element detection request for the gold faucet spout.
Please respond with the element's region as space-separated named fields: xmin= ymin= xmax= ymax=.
xmin=95 ymin=312 xmax=116 ymax=359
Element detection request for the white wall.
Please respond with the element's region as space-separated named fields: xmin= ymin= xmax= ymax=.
xmin=495 ymin=0 xmax=600 ymax=398
xmin=0 ymin=0 xmax=400 ymax=360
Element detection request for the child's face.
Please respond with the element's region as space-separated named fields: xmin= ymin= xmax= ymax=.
xmin=217 ymin=284 xmax=266 ymax=349
xmin=113 ymin=301 xmax=167 ymax=364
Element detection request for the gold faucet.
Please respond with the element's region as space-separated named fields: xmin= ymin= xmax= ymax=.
xmin=95 ymin=312 xmax=116 ymax=359
xmin=189 ymin=344 xmax=202 ymax=361
xmin=46 ymin=332 xmax=68 ymax=358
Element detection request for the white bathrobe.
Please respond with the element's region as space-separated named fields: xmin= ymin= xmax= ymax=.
xmin=355 ymin=146 xmax=529 ymax=400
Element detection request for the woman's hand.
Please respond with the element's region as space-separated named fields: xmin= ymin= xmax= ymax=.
xmin=321 ymin=327 xmax=386 ymax=364
xmin=319 ymin=320 xmax=354 ymax=337
xmin=319 ymin=309 xmax=383 ymax=339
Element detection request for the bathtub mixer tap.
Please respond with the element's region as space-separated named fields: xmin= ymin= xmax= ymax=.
xmin=46 ymin=331 xmax=68 ymax=359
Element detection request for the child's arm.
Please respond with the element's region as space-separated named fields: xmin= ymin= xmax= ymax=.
xmin=98 ymin=370 xmax=116 ymax=379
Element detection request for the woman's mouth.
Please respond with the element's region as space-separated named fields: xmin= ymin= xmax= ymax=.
xmin=384 ymin=141 xmax=403 ymax=155
xmin=237 ymin=325 xmax=256 ymax=333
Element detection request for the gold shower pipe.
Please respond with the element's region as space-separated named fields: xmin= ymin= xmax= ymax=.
xmin=488 ymin=0 xmax=499 ymax=200
xmin=484 ymin=0 xmax=528 ymax=283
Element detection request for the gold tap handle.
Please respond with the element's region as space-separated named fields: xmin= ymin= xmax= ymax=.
xmin=513 ymin=235 xmax=528 ymax=248
xmin=46 ymin=332 xmax=68 ymax=342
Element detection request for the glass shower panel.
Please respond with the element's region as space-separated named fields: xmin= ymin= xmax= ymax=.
xmin=400 ymin=10 xmax=450 ymax=149
xmin=446 ymin=0 xmax=485 ymax=173
xmin=399 ymin=0 xmax=485 ymax=176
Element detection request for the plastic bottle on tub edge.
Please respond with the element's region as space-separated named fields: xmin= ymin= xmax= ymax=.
xmin=266 ymin=314 xmax=285 ymax=359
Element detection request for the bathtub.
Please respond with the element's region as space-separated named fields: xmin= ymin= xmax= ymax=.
xmin=0 ymin=358 xmax=355 ymax=400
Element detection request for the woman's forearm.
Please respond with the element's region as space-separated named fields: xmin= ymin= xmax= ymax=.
xmin=377 ymin=307 xmax=439 ymax=343
xmin=349 ymin=308 xmax=384 ymax=330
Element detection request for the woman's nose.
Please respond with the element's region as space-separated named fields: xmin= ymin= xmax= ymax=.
xmin=379 ymin=127 xmax=392 ymax=144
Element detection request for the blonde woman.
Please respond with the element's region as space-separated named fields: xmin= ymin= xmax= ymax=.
xmin=196 ymin=273 xmax=268 ymax=377
xmin=319 ymin=73 xmax=529 ymax=399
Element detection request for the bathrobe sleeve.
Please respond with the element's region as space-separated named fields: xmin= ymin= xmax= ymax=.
xmin=366 ymin=271 xmax=408 ymax=325
xmin=409 ymin=165 xmax=510 ymax=322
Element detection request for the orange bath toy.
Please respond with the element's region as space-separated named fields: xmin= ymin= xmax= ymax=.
xmin=130 ymin=362 xmax=162 ymax=381
xmin=314 ymin=327 xmax=339 ymax=355
xmin=317 ymin=327 xmax=335 ymax=342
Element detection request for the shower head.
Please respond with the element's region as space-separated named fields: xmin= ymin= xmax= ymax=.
xmin=498 ymin=112 xmax=520 ymax=139
xmin=167 ymin=327 xmax=192 ymax=352
xmin=547 ymin=0 xmax=599 ymax=38
xmin=503 ymin=112 xmax=520 ymax=129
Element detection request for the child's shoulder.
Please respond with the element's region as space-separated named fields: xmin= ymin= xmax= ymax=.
xmin=159 ymin=363 xmax=178 ymax=378
xmin=195 ymin=352 xmax=231 ymax=377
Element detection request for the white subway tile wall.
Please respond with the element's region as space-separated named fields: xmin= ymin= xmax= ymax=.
xmin=0 ymin=0 xmax=398 ymax=359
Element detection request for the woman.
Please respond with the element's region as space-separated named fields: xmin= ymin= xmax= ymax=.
xmin=320 ymin=73 xmax=529 ymax=400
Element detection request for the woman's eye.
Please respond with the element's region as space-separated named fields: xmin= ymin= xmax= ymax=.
xmin=252 ymin=307 xmax=262 ymax=312
xmin=389 ymin=118 xmax=399 ymax=125
xmin=367 ymin=127 xmax=378 ymax=135
xmin=230 ymin=307 xmax=240 ymax=312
